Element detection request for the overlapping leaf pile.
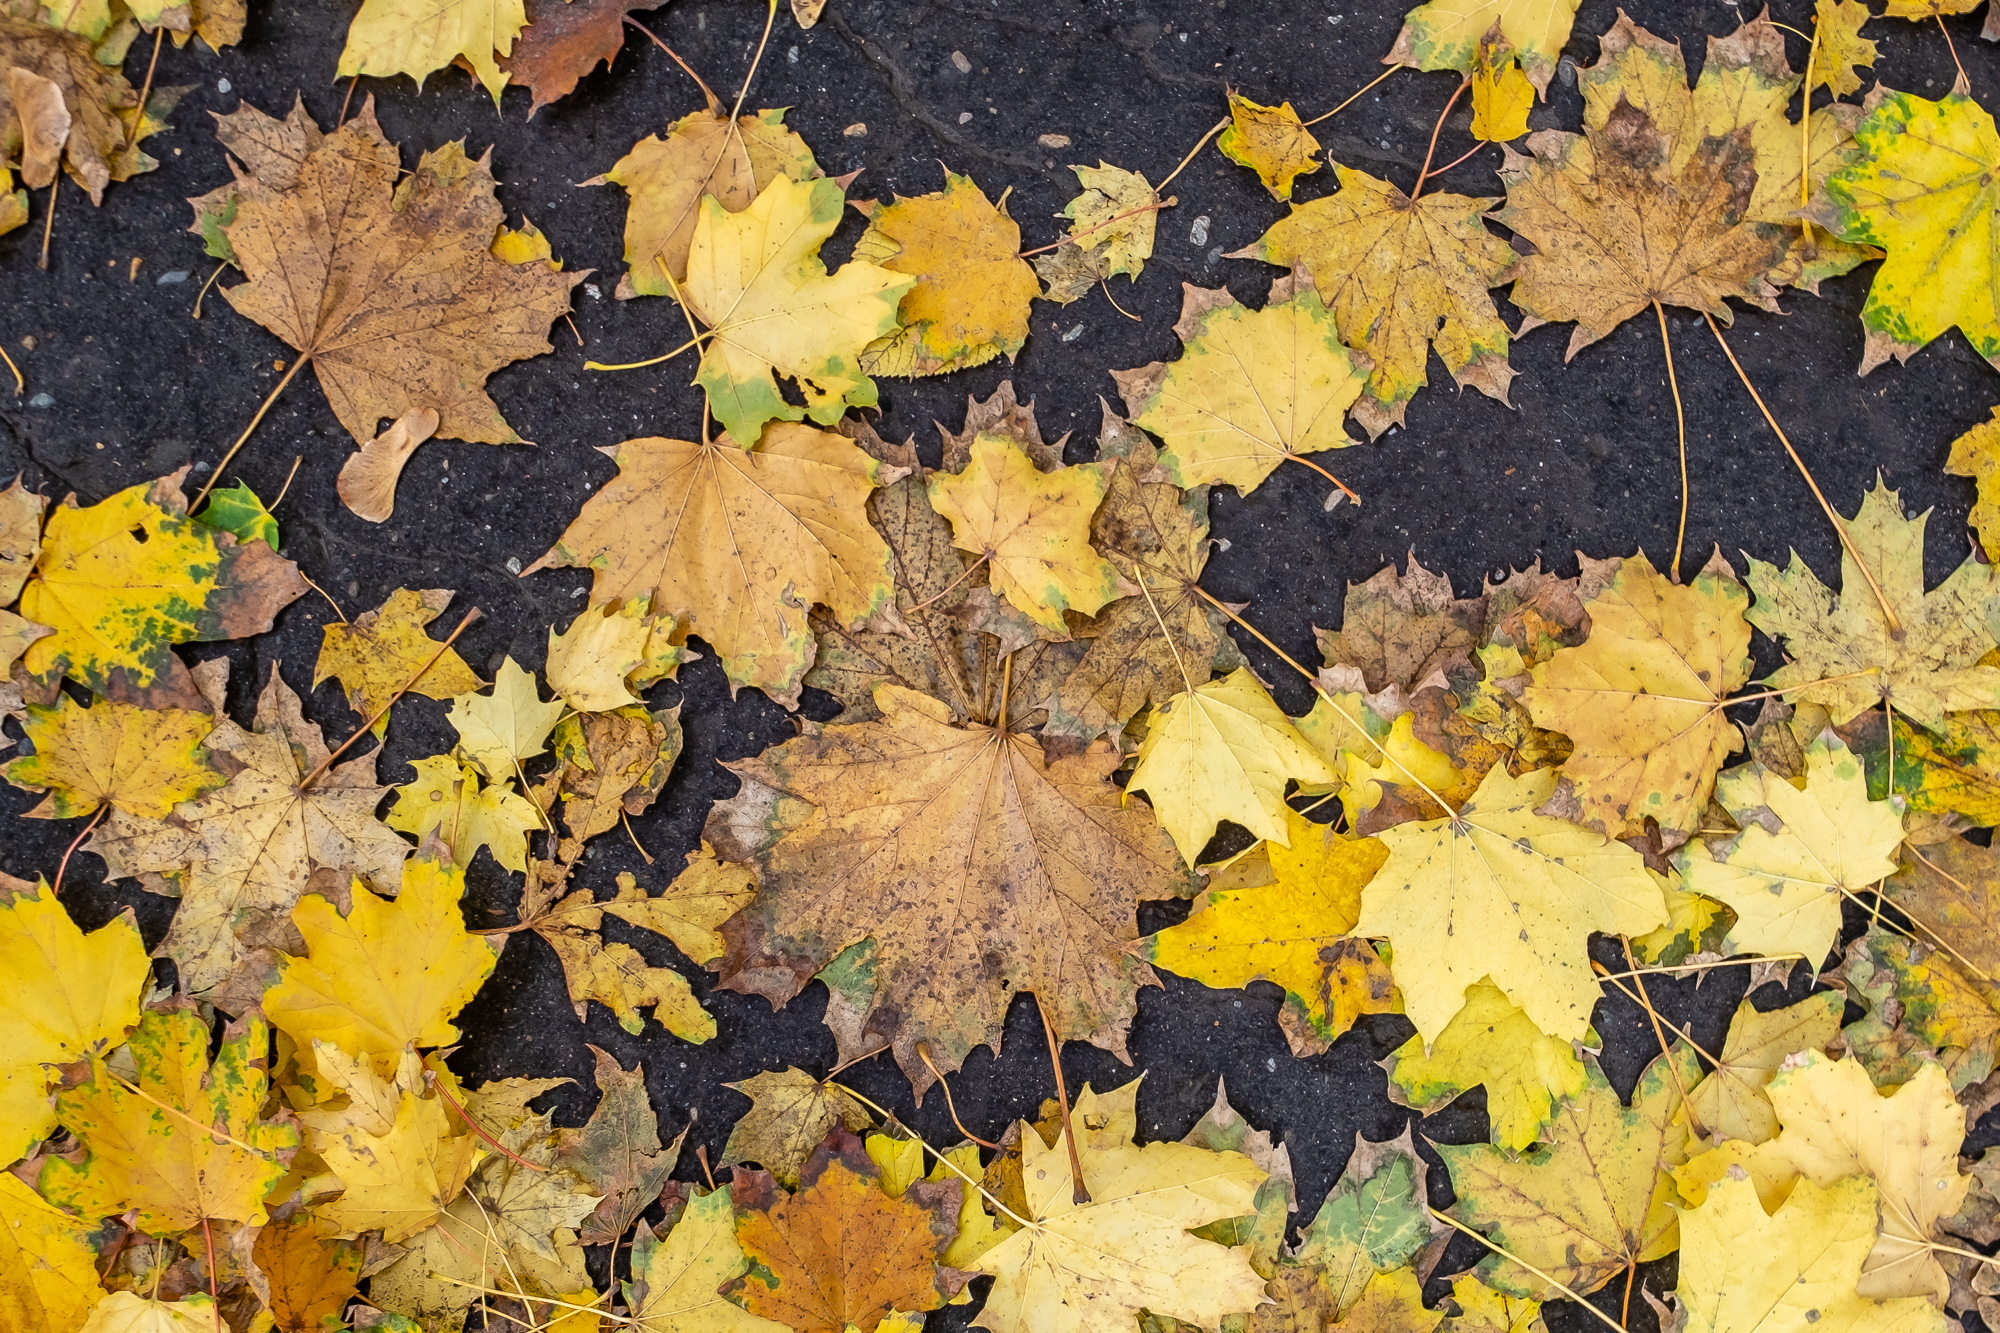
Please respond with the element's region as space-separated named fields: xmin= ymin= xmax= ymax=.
xmin=6 ymin=0 xmax=2000 ymax=1330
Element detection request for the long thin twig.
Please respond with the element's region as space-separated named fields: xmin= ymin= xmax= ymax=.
xmin=297 ymin=608 xmax=482 ymax=791
xmin=1018 ymin=197 xmax=1175 ymax=259
xmin=195 ymin=355 xmax=309 ymax=507
xmin=1304 ymin=63 xmax=1405 ymax=126
xmin=1703 ymin=314 xmax=1903 ymax=636
xmin=1036 ymin=992 xmax=1091 ymax=1204
xmin=1429 ymin=1209 xmax=1629 ymax=1333
xmin=831 ymin=1081 xmax=1036 ymax=1230
xmin=428 ymin=1071 xmax=547 ymax=1171
xmin=1594 ymin=953 xmax=1804 ymax=983
xmin=917 ymin=1045 xmax=1002 ymax=1149
xmin=1938 ymin=15 xmax=1969 ymax=90
xmin=53 ymin=807 xmax=107 ymax=895
xmin=624 ymin=16 xmax=721 ymax=108
xmin=1655 ymin=301 xmax=1690 ymax=581
xmin=1410 ymin=79 xmax=1469 ymax=200
xmin=1157 ymin=118 xmax=1229 ymax=192
xmin=191 ymin=262 xmax=226 ymax=318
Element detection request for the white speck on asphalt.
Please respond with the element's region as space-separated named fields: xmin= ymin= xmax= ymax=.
xmin=1062 ymin=324 xmax=1084 ymax=342
xmin=1190 ymin=215 xmax=1210 ymax=245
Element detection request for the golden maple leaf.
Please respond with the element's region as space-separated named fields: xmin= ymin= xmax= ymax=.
xmin=448 ymin=656 xmax=566 ymax=784
xmin=708 ymin=684 xmax=1190 ymax=1091
xmin=1383 ymin=979 xmax=1591 ymax=1153
xmin=1524 ymin=550 xmax=1752 ymax=841
xmin=388 ymin=755 xmax=542 ymax=873
xmin=595 ymin=105 xmax=819 ymax=297
xmin=1217 ymin=91 xmax=1320 ymax=200
xmin=3 ymin=695 xmax=220 ymax=820
xmin=315 ymin=588 xmax=483 ymax=733
xmin=853 ymin=170 xmax=1040 ymax=377
xmin=682 ymin=174 xmax=913 ymax=446
xmin=1388 ymin=0 xmax=1584 ymax=95
xmin=19 ymin=471 xmax=304 ymax=710
xmin=629 ymin=1184 xmax=787 ymax=1333
xmin=526 ymin=424 xmax=904 ymax=708
xmin=0 ymin=1172 xmax=107 ymax=1330
xmin=1236 ymin=165 xmax=1518 ymax=437
xmin=1686 ymin=991 xmax=1845 ymax=1143
xmin=216 ymin=101 xmax=583 ymax=447
xmin=1113 ymin=278 xmax=1366 ymax=496
xmin=337 ymin=0 xmax=527 ymax=103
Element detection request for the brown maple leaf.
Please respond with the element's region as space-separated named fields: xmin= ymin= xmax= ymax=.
xmin=0 ymin=15 xmax=155 ymax=204
xmin=210 ymin=99 xmax=583 ymax=446
xmin=502 ymin=0 xmax=668 ymax=116
xmin=708 ymin=682 xmax=1194 ymax=1095
xmin=1318 ymin=554 xmax=1487 ymax=697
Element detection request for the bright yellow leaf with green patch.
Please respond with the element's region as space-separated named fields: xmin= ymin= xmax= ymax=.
xmin=1812 ymin=92 xmax=2000 ymax=373
xmin=1679 ymin=730 xmax=1904 ymax=964
xmin=1746 ymin=478 xmax=2000 ymax=729
xmin=3 ymin=696 xmax=220 ymax=820
xmin=926 ymin=433 xmax=1125 ymax=635
xmin=1236 ymin=165 xmax=1517 ymax=438
xmin=1113 ymin=283 xmax=1366 ymax=496
xmin=1388 ymin=0 xmax=1583 ymax=95
xmin=20 ymin=472 xmax=304 ymax=709
xmin=387 ymin=755 xmax=541 ymax=873
xmin=0 ymin=1172 xmax=106 ymax=1331
xmin=1062 ymin=162 xmax=1159 ymax=281
xmin=1946 ymin=405 xmax=2000 ymax=561
xmin=306 ymin=1084 xmax=481 ymax=1242
xmin=1355 ymin=763 xmax=1666 ymax=1045
xmin=338 ymin=0 xmax=527 ymax=103
xmin=315 ymin=588 xmax=482 ymax=735
xmin=265 ymin=851 xmax=503 ymax=1078
xmin=1677 ymin=1173 xmax=1946 ymax=1333
xmin=1140 ymin=809 xmax=1396 ymax=1054
xmin=449 ymin=656 xmax=565 ymax=783
xmin=1128 ymin=667 xmax=1340 ymax=865
xmin=0 ymin=880 xmax=147 ymax=1166
xmin=853 ymin=171 xmax=1039 ymax=377
xmin=1524 ymin=550 xmax=1752 ymax=840
xmin=39 ymin=1004 xmax=298 ymax=1233
xmin=1471 ymin=30 xmax=1533 ymax=141
xmin=1687 ymin=991 xmax=1845 ymax=1144
xmin=1217 ymin=91 xmax=1321 ymax=200
xmin=1440 ymin=1045 xmax=1699 ymax=1298
xmin=627 ymin=1185 xmax=789 ymax=1333
xmin=1810 ymin=0 xmax=1877 ymax=96
xmin=683 ymin=174 xmax=914 ymax=446
xmin=1383 ymin=979 xmax=1589 ymax=1153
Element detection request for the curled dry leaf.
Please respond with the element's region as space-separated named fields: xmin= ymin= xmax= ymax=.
xmin=336 ymin=407 xmax=440 ymax=523
xmin=6 ymin=68 xmax=67 ymax=189
xmin=1217 ymin=90 xmax=1320 ymax=200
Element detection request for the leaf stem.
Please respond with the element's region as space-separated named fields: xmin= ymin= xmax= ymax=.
xmin=191 ymin=262 xmax=226 ymax=318
xmin=1702 ymin=313 xmax=1903 ymax=638
xmin=720 ymin=0 xmax=780 ymax=170
xmin=906 ymin=551 xmax=989 ymax=614
xmin=829 ymin=1080 xmax=1036 ymax=1230
xmin=1655 ymin=301 xmax=1690 ymax=583
xmin=1284 ymin=450 xmax=1360 ymax=505
xmin=195 ymin=354 xmax=310 ymax=508
xmin=1593 ymin=953 xmax=1803 ymax=983
xmin=428 ymin=1069 xmax=548 ymax=1172
xmin=1304 ymin=63 xmax=1406 ymax=127
xmin=126 ymin=26 xmax=164 ymax=152
xmin=917 ymin=1045 xmax=1002 ymax=1149
xmin=52 ymin=806 xmax=106 ymax=895
xmin=1800 ymin=18 xmax=1819 ymax=245
xmin=38 ymin=173 xmax=56 ymax=272
xmin=1131 ymin=562 xmax=1195 ymax=693
xmin=0 ymin=341 xmax=20 ymax=396
xmin=584 ymin=334 xmax=707 ymax=372
xmin=297 ymin=607 xmax=483 ymax=792
xmin=1035 ymin=991 xmax=1090 ymax=1204
xmin=1429 ymin=141 xmax=1489 ymax=180
xmin=1938 ymin=15 xmax=1969 ymax=91
xmin=1018 ymin=197 xmax=1175 ymax=259
xmin=1410 ymin=78 xmax=1469 ymax=201
xmin=1156 ymin=118 xmax=1229 ymax=192
xmin=624 ymin=16 xmax=721 ymax=110
xmin=1429 ymin=1208 xmax=1629 ymax=1332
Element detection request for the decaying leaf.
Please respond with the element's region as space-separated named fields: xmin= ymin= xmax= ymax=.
xmin=1034 ymin=162 xmax=1163 ymax=303
xmin=626 ymin=1184 xmax=787 ymax=1333
xmin=501 ymin=0 xmax=668 ymax=116
xmin=1288 ymin=1126 xmax=1441 ymax=1315
xmin=0 ymin=15 xmax=161 ymax=204
xmin=722 ymin=1067 xmax=873 ymax=1189
xmin=558 ymin=1047 xmax=682 ymax=1246
xmin=1382 ymin=979 xmax=1589 ymax=1153
xmin=315 ymin=588 xmax=483 ymax=734
xmin=1217 ymin=90 xmax=1320 ymax=200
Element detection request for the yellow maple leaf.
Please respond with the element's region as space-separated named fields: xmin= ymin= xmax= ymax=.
xmin=449 ymin=656 xmax=566 ymax=783
xmin=546 ymin=601 xmax=651 ymax=713
xmin=853 ymin=171 xmax=1040 ymax=377
xmin=39 ymin=1004 xmax=298 ymax=1233
xmin=1140 ymin=808 xmax=1397 ymax=1054
xmin=265 ymin=851 xmax=502 ymax=1077
xmin=1471 ymin=34 xmax=1534 ymax=142
xmin=316 ymin=587 xmax=483 ymax=735
xmin=1354 ymin=763 xmax=1667 ymax=1045
xmin=1061 ymin=162 xmax=1160 ymax=278
xmin=1389 ymin=0 xmax=1584 ymax=95
xmin=1676 ymin=1173 xmax=1945 ymax=1333
xmin=338 ymin=0 xmax=527 ymax=103
xmin=926 ymin=433 xmax=1126 ymax=635
xmin=0 ymin=880 xmax=147 ymax=1165
xmin=1383 ymin=979 xmax=1588 ymax=1153
xmin=1810 ymin=0 xmax=1877 ymax=96
xmin=20 ymin=472 xmax=304 ymax=709
xmin=1113 ymin=281 xmax=1366 ymax=496
xmin=525 ymin=424 xmax=903 ymax=708
xmin=682 ymin=174 xmax=913 ymax=446
xmin=1128 ymin=667 xmax=1340 ymax=866
xmin=628 ymin=1184 xmax=789 ymax=1333
xmin=1524 ymin=550 xmax=1752 ymax=840
xmin=1678 ymin=730 xmax=1904 ymax=963
xmin=1236 ymin=164 xmax=1517 ymax=437
xmin=306 ymin=1084 xmax=481 ymax=1242
xmin=77 ymin=1292 xmax=222 ymax=1333
xmin=388 ymin=755 xmax=542 ymax=873
xmin=1686 ymin=991 xmax=1845 ymax=1143
xmin=1217 ymin=91 xmax=1320 ymax=200
xmin=0 ymin=1172 xmax=105 ymax=1330
xmin=3 ymin=695 xmax=220 ymax=819
xmin=596 ymin=106 xmax=820 ymax=298
xmin=1947 ymin=405 xmax=2000 ymax=561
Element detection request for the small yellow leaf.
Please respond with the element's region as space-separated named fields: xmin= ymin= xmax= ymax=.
xmin=449 ymin=655 xmax=566 ymax=783
xmin=1810 ymin=0 xmax=1877 ymax=97
xmin=78 ymin=1292 xmax=221 ymax=1333
xmin=306 ymin=1086 xmax=481 ymax=1242
xmin=546 ymin=601 xmax=648 ymax=713
xmin=1217 ymin=91 xmax=1321 ymax=200
xmin=315 ymin=588 xmax=482 ymax=735
xmin=388 ymin=755 xmax=542 ymax=873
xmin=1383 ymin=979 xmax=1588 ymax=1153
xmin=1471 ymin=49 xmax=1534 ymax=141
xmin=3 ymin=695 xmax=220 ymax=820
xmin=337 ymin=0 xmax=527 ymax=103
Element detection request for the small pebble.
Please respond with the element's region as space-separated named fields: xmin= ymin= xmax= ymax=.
xmin=1206 ymin=245 xmax=1224 ymax=266
xmin=1189 ymin=215 xmax=1209 ymax=245
xmin=1037 ymin=133 xmax=1070 ymax=148
xmin=844 ymin=122 xmax=867 ymax=137
xmin=1061 ymin=324 xmax=1084 ymax=343
xmin=217 ymin=77 xmax=231 ymax=94
xmin=156 ymin=270 xmax=191 ymax=285
xmin=505 ymin=556 xmax=523 ymax=574
xmin=193 ymin=461 xmax=212 ymax=472
xmin=787 ymin=45 xmax=799 ymax=62
xmin=950 ymin=50 xmax=972 ymax=73
xmin=958 ymin=111 xmax=973 ymax=124
xmin=26 ymin=393 xmax=53 ymax=408
xmin=583 ymin=282 xmax=602 ymax=300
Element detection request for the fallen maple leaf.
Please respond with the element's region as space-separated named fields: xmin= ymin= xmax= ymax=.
xmin=1314 ymin=555 xmax=1486 ymax=697
xmin=722 ymin=1067 xmax=874 ymax=1189
xmin=252 ymin=1211 xmax=364 ymax=1333
xmin=89 ymin=662 xmax=411 ymax=1003
xmin=557 ymin=1047 xmax=683 ymax=1246
xmin=1389 ymin=0 xmax=1583 ymax=95
xmin=1441 ymin=1045 xmax=1699 ymax=1297
xmin=19 ymin=470 xmax=304 ymax=709
xmin=972 ymin=1078 xmax=1268 ymax=1333
xmin=449 ymin=655 xmax=565 ymax=784
xmin=682 ymin=174 xmax=913 ymax=445
xmin=1382 ymin=979 xmax=1590 ymax=1152
xmin=39 ymin=1001 xmax=299 ymax=1233
xmin=0 ymin=879 xmax=147 ymax=1165
xmin=3 ymin=695 xmax=220 ymax=819
xmin=1471 ymin=29 xmax=1535 ymax=141
xmin=75 ymin=1292 xmax=220 ymax=1333
xmin=853 ymin=170 xmax=1040 ymax=377
xmin=338 ymin=0 xmax=527 ymax=103
xmin=1687 ymin=991 xmax=1846 ymax=1143
xmin=1034 ymin=162 xmax=1163 ymax=304
xmin=1355 ymin=762 xmax=1667 ymax=1045
xmin=1811 ymin=91 xmax=2000 ymax=372
xmin=1287 ymin=1127 xmax=1442 ymax=1315
xmin=501 ymin=0 xmax=666 ymax=115
xmin=1811 ymin=0 xmax=1877 ymax=96
xmin=0 ymin=15 xmax=161 ymax=204
xmin=1235 ymin=164 xmax=1517 ymax=436
xmin=710 ymin=683 xmax=1190 ymax=1091
xmin=1524 ymin=549 xmax=1753 ymax=842
xmin=728 ymin=1128 xmax=965 ymax=1330
xmin=515 ymin=866 xmax=724 ymax=1042
xmin=214 ymin=101 xmax=583 ymax=447
xmin=0 ymin=1172 xmax=108 ymax=1330
xmin=388 ymin=755 xmax=542 ymax=873
xmin=1746 ymin=479 xmax=2000 ymax=729
xmin=1113 ymin=279 xmax=1366 ymax=496
xmin=544 ymin=600 xmax=656 ymax=713
xmin=627 ymin=1183 xmax=787 ymax=1332
xmin=527 ymin=424 xmax=904 ymax=708
xmin=1836 ymin=927 xmax=2000 ymax=1093
xmin=302 ymin=1074 xmax=481 ymax=1242
xmin=316 ymin=588 xmax=483 ymax=733
xmin=1218 ymin=91 xmax=1320 ymax=200
xmin=927 ymin=432 xmax=1126 ymax=635
xmin=1884 ymin=835 xmax=2000 ymax=993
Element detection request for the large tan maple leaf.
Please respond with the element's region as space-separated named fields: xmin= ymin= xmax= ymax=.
xmin=707 ymin=684 xmax=1193 ymax=1095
